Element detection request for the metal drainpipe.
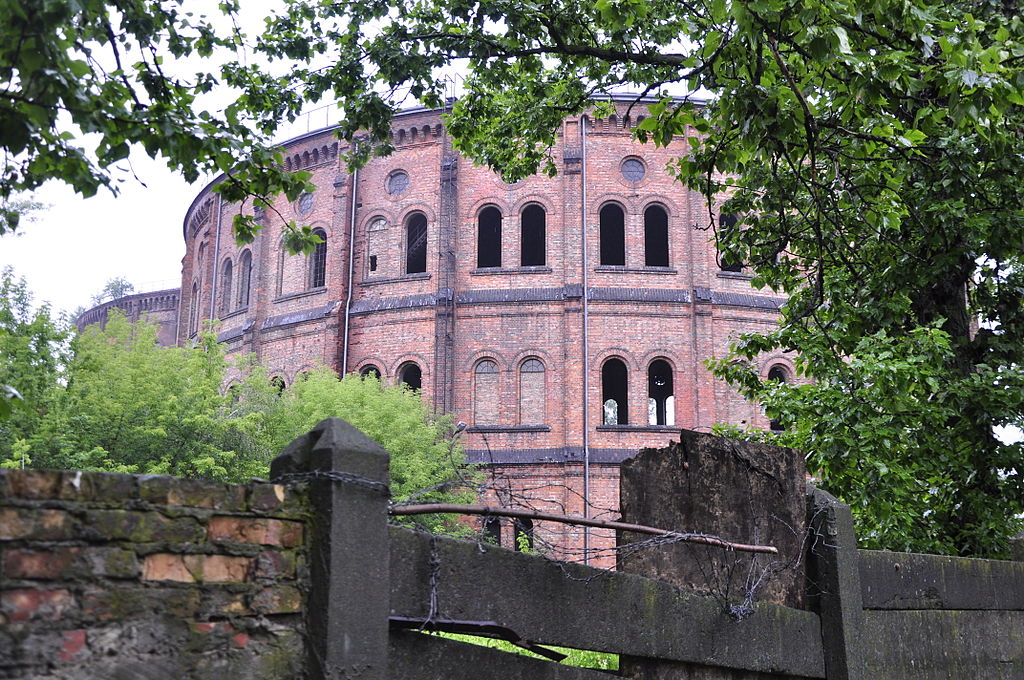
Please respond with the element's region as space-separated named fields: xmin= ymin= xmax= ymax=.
xmin=209 ymin=193 xmax=224 ymax=323
xmin=341 ymin=167 xmax=358 ymax=374
xmin=581 ymin=115 xmax=591 ymax=564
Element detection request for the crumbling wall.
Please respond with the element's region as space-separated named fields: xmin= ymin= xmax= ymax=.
xmin=0 ymin=469 xmax=308 ymax=679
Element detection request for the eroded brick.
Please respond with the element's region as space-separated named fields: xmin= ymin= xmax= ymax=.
xmin=207 ymin=516 xmax=303 ymax=547
xmin=142 ymin=553 xmax=194 ymax=582
xmin=1 ymin=588 xmax=74 ymax=622
xmin=0 ymin=507 xmax=74 ymax=541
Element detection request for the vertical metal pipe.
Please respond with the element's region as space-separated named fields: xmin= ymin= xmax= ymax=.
xmin=581 ymin=115 xmax=591 ymax=564
xmin=342 ymin=167 xmax=358 ymax=374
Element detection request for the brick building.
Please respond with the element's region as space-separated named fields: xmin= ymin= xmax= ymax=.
xmin=84 ymin=97 xmax=795 ymax=564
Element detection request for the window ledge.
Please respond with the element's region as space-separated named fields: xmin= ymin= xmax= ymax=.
xmin=273 ymin=287 xmax=327 ymax=303
xmin=594 ymin=266 xmax=677 ymax=274
xmin=219 ymin=307 xmax=248 ymax=321
xmin=596 ymin=424 xmax=680 ymax=433
xmin=716 ymin=270 xmax=752 ymax=279
xmin=471 ymin=266 xmax=553 ymax=275
xmin=360 ymin=273 xmax=431 ymax=286
xmin=467 ymin=425 xmax=551 ymax=433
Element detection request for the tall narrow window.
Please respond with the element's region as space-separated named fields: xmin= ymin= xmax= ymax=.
xmin=602 ymin=358 xmax=628 ymax=425
xmin=767 ymin=365 xmax=790 ymax=431
xmin=310 ymin=228 xmax=327 ymax=288
xmin=519 ymin=358 xmax=545 ymax=424
xmin=600 ymin=204 xmax=625 ymax=266
xmin=482 ymin=517 xmax=502 ymax=546
xmin=514 ymin=518 xmax=534 ymax=551
xmin=406 ymin=213 xmax=427 ymax=274
xmin=219 ymin=259 xmax=233 ymax=316
xmin=644 ymin=205 xmax=669 ymax=267
xmin=188 ymin=281 xmax=200 ymax=336
xmin=474 ymin=359 xmax=499 ymax=425
xmin=477 ymin=206 xmax=502 ymax=268
xmin=238 ymin=250 xmax=252 ymax=308
xmin=520 ymin=205 xmax=546 ymax=266
xmin=718 ymin=213 xmax=743 ymax=272
xmin=648 ymin=359 xmax=675 ymax=426
xmin=399 ymin=362 xmax=422 ymax=391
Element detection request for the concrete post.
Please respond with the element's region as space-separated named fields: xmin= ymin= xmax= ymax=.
xmin=271 ymin=418 xmax=391 ymax=680
xmin=806 ymin=486 xmax=865 ymax=680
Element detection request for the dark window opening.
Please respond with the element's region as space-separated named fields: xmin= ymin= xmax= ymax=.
xmin=189 ymin=282 xmax=200 ymax=336
xmin=400 ymin=363 xmax=422 ymax=391
xmin=270 ymin=376 xmax=286 ymax=395
xmin=514 ymin=518 xmax=534 ymax=552
xmin=602 ymin=358 xmax=628 ymax=425
xmin=406 ymin=214 xmax=428 ymax=274
xmin=369 ymin=255 xmax=378 ymax=272
xmin=718 ymin=213 xmax=743 ymax=272
xmin=238 ymin=250 xmax=252 ymax=307
xmin=360 ymin=364 xmax=381 ymax=379
xmin=520 ymin=205 xmax=546 ymax=266
xmin=767 ymin=365 xmax=790 ymax=431
xmin=477 ymin=206 xmax=502 ymax=268
xmin=600 ymin=204 xmax=625 ymax=266
xmin=482 ymin=516 xmax=502 ymax=546
xmin=644 ymin=205 xmax=670 ymax=267
xmin=310 ymin=229 xmax=327 ymax=288
xmin=648 ymin=359 xmax=675 ymax=426
xmin=219 ymin=260 xmax=233 ymax=316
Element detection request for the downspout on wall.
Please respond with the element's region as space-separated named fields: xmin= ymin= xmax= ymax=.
xmin=581 ymin=115 xmax=591 ymax=564
xmin=341 ymin=168 xmax=358 ymax=374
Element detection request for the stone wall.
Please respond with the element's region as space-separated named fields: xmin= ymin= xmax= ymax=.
xmin=0 ymin=469 xmax=308 ymax=679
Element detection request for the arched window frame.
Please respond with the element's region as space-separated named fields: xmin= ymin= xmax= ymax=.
xmin=519 ymin=357 xmax=546 ymax=425
xmin=601 ymin=357 xmax=629 ymax=425
xmin=647 ymin=359 xmax=675 ymax=426
xmin=405 ymin=213 xmax=428 ymax=274
xmin=399 ymin=362 xmax=422 ymax=391
xmin=477 ymin=206 xmax=502 ymax=268
xmin=219 ymin=258 xmax=233 ymax=316
xmin=767 ymin=364 xmax=791 ymax=431
xmin=520 ymin=204 xmax=546 ymax=267
xmin=359 ymin=364 xmax=382 ymax=380
xmin=599 ymin=203 xmax=626 ymax=266
xmin=309 ymin=228 xmax=327 ymax=289
xmin=237 ymin=250 xmax=252 ymax=308
xmin=188 ymin=280 xmax=200 ymax=337
xmin=644 ymin=204 xmax=670 ymax=267
xmin=473 ymin=358 xmax=500 ymax=425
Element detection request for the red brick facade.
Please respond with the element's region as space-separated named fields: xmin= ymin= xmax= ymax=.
xmin=84 ymin=98 xmax=797 ymax=564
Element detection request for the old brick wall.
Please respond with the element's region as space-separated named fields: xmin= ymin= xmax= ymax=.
xmin=0 ymin=469 xmax=308 ymax=679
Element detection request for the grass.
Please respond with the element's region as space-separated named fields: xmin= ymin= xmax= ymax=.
xmin=432 ymin=632 xmax=618 ymax=671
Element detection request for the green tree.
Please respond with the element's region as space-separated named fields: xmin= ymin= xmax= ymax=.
xmin=239 ymin=0 xmax=1024 ymax=556
xmin=91 ymin=277 xmax=135 ymax=305
xmin=0 ymin=268 xmax=69 ymax=463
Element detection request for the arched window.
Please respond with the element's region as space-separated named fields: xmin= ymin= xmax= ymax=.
xmin=520 ymin=205 xmax=546 ymax=266
xmin=519 ymin=358 xmax=545 ymax=424
xmin=219 ymin=259 xmax=233 ymax=316
xmin=237 ymin=250 xmax=252 ymax=308
xmin=477 ymin=206 xmax=502 ymax=268
xmin=360 ymin=364 xmax=381 ymax=380
xmin=270 ymin=376 xmax=286 ymax=394
xmin=514 ymin=518 xmax=534 ymax=552
xmin=474 ymin=359 xmax=499 ymax=425
xmin=366 ymin=217 xmax=388 ymax=276
xmin=600 ymin=204 xmax=625 ymax=266
xmin=644 ymin=205 xmax=669 ymax=267
xmin=406 ymin=213 xmax=428 ymax=274
xmin=188 ymin=281 xmax=200 ymax=336
xmin=309 ymin=228 xmax=327 ymax=288
xmin=718 ymin=213 xmax=743 ymax=272
xmin=602 ymin=358 xmax=628 ymax=425
xmin=482 ymin=516 xmax=502 ymax=546
xmin=648 ymin=359 xmax=675 ymax=426
xmin=399 ymin=362 xmax=422 ymax=391
xmin=767 ymin=365 xmax=790 ymax=431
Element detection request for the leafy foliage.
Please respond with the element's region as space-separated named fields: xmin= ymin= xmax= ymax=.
xmin=0 ymin=267 xmax=69 ymax=458
xmin=91 ymin=277 xmax=135 ymax=305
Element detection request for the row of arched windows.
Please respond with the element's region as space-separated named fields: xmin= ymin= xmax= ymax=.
xmin=217 ymin=250 xmax=253 ymax=317
xmin=476 ymin=204 xmax=547 ymax=269
xmin=601 ymin=358 xmax=676 ymax=426
xmin=599 ymin=203 xmax=670 ymax=267
xmin=473 ymin=358 xmax=546 ymax=425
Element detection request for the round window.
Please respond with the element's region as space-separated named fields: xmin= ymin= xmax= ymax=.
xmin=297 ymin=192 xmax=314 ymax=214
xmin=621 ymin=158 xmax=646 ymax=182
xmin=387 ymin=171 xmax=410 ymax=196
